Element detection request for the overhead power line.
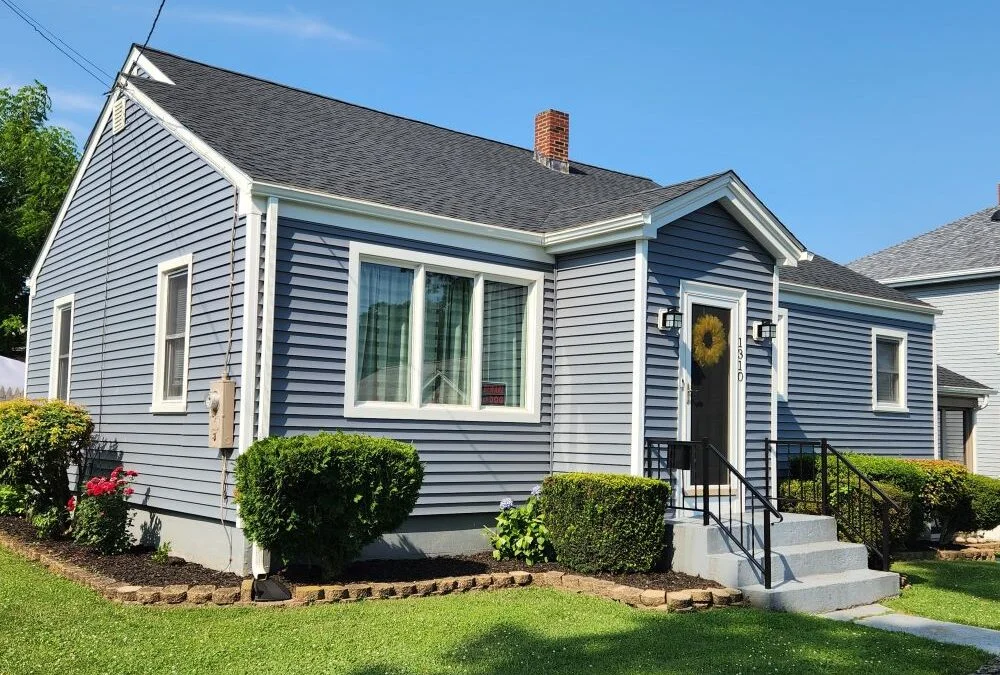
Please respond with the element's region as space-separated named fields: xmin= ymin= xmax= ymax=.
xmin=0 ymin=0 xmax=111 ymax=88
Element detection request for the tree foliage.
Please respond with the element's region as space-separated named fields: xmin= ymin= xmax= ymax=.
xmin=0 ymin=82 xmax=79 ymax=356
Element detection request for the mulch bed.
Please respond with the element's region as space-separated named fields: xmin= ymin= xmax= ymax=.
xmin=277 ymin=552 xmax=720 ymax=592
xmin=0 ymin=516 xmax=242 ymax=587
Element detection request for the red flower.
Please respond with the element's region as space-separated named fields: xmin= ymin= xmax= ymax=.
xmin=126 ymin=470 xmax=138 ymax=477
xmin=124 ymin=487 xmax=134 ymax=497
xmin=67 ymin=496 xmax=76 ymax=512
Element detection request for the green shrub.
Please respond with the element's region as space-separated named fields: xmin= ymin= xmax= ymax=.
xmin=540 ymin=472 xmax=670 ymax=574
xmin=31 ymin=507 xmax=63 ymax=539
xmin=968 ymin=473 xmax=1000 ymax=532
xmin=835 ymin=480 xmax=919 ymax=549
xmin=235 ymin=432 xmax=424 ymax=576
xmin=485 ymin=488 xmax=554 ymax=566
xmin=0 ymin=399 xmax=92 ymax=520
xmin=0 ymin=484 xmax=26 ymax=515
xmin=841 ymin=453 xmax=927 ymax=496
xmin=71 ymin=467 xmax=136 ymax=555
xmin=151 ymin=541 xmax=172 ymax=565
xmin=776 ymin=478 xmax=823 ymax=515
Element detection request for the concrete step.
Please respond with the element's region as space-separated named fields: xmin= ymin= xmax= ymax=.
xmin=741 ymin=568 xmax=900 ymax=614
xmin=706 ymin=540 xmax=870 ymax=587
xmin=667 ymin=512 xmax=838 ymax=560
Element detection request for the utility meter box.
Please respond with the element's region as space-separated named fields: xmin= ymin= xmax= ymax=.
xmin=206 ymin=378 xmax=235 ymax=449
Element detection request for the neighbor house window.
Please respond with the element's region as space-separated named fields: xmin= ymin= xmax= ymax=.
xmin=152 ymin=254 xmax=193 ymax=413
xmin=346 ymin=242 xmax=542 ymax=422
xmin=48 ymin=294 xmax=75 ymax=401
xmin=872 ymin=328 xmax=907 ymax=412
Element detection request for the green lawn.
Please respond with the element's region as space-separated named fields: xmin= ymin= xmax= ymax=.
xmin=0 ymin=546 xmax=989 ymax=675
xmin=889 ymin=559 xmax=1000 ymax=630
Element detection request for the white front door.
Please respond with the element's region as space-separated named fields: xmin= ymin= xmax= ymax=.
xmin=677 ymin=281 xmax=747 ymax=511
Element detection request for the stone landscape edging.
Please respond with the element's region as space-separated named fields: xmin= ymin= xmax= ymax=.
xmin=0 ymin=530 xmax=743 ymax=611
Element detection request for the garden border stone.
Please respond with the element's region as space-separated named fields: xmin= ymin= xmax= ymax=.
xmin=0 ymin=530 xmax=743 ymax=611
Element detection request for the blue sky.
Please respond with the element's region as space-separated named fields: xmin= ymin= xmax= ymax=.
xmin=2 ymin=1 xmax=998 ymax=264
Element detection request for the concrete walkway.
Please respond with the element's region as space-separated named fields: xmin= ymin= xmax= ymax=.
xmin=820 ymin=604 xmax=1000 ymax=654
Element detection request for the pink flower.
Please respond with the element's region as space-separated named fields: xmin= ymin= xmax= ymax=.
xmin=126 ymin=470 xmax=138 ymax=477
xmin=124 ymin=487 xmax=134 ymax=497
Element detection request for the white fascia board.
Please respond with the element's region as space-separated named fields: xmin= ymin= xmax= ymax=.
xmin=542 ymin=212 xmax=647 ymax=254
xmin=259 ymin=183 xmax=553 ymax=264
xmin=781 ymin=283 xmax=941 ymax=323
xmin=879 ymin=266 xmax=1000 ymax=288
xmin=122 ymin=83 xmax=252 ymax=201
xmin=133 ymin=52 xmax=175 ymax=84
xmin=939 ymin=385 xmax=998 ymax=397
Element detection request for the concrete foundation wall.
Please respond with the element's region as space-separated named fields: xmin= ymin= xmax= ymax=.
xmin=130 ymin=507 xmax=248 ymax=575
xmin=360 ymin=513 xmax=494 ymax=560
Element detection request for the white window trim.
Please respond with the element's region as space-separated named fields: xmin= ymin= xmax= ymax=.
xmin=871 ymin=327 xmax=908 ymax=413
xmin=48 ymin=293 xmax=75 ymax=400
xmin=345 ymin=241 xmax=544 ymax=423
xmin=776 ymin=307 xmax=789 ymax=400
xmin=151 ymin=254 xmax=193 ymax=414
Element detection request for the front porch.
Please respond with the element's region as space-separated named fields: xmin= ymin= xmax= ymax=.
xmin=645 ymin=437 xmax=902 ymax=613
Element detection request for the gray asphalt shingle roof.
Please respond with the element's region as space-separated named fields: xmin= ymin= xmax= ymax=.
xmin=849 ymin=206 xmax=1000 ymax=281
xmin=938 ymin=366 xmax=994 ymax=393
xmin=779 ymin=255 xmax=932 ymax=308
xmin=130 ymin=47 xmax=729 ymax=234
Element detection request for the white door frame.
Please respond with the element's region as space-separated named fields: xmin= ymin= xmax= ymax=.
xmin=676 ymin=280 xmax=748 ymax=506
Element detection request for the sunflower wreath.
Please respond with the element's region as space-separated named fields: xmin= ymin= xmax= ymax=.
xmin=692 ymin=313 xmax=727 ymax=368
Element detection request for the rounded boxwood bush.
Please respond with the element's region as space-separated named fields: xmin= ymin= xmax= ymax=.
xmin=968 ymin=473 xmax=1000 ymax=532
xmin=235 ymin=432 xmax=423 ymax=575
xmin=540 ymin=472 xmax=670 ymax=574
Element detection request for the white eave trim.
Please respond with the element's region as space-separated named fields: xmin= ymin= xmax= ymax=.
xmin=781 ymin=281 xmax=942 ymax=319
xmin=542 ymin=174 xmax=807 ymax=265
xmin=939 ymin=385 xmax=998 ymax=397
xmin=879 ymin=266 xmax=1000 ymax=288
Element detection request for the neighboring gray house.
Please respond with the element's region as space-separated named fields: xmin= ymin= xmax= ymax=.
xmin=25 ymin=46 xmax=932 ymax=608
xmin=851 ymin=200 xmax=1000 ymax=475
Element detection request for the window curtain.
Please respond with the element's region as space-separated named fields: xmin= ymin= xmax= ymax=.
xmin=356 ymin=263 xmax=413 ymax=402
xmin=422 ymin=272 xmax=473 ymax=404
xmin=482 ymin=281 xmax=527 ymax=407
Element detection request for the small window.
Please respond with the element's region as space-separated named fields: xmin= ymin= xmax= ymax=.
xmin=152 ymin=255 xmax=192 ymax=413
xmin=872 ymin=328 xmax=907 ymax=412
xmin=345 ymin=242 xmax=543 ymax=422
xmin=48 ymin=294 xmax=75 ymax=401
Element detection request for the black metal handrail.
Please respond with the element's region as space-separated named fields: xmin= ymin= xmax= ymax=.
xmin=645 ymin=438 xmax=783 ymax=589
xmin=768 ymin=438 xmax=899 ymax=570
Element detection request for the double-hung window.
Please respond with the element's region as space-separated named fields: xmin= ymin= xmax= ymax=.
xmin=872 ymin=327 xmax=907 ymax=412
xmin=345 ymin=242 xmax=544 ymax=422
xmin=48 ymin=294 xmax=75 ymax=401
xmin=152 ymin=254 xmax=193 ymax=413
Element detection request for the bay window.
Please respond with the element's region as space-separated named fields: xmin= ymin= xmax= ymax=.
xmin=346 ymin=242 xmax=542 ymax=422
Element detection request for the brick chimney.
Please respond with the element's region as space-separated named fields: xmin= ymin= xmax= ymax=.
xmin=534 ymin=109 xmax=570 ymax=173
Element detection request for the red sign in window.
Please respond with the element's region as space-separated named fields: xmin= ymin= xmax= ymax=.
xmin=482 ymin=382 xmax=507 ymax=406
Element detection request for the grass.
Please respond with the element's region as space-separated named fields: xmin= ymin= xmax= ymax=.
xmin=0 ymin=546 xmax=989 ymax=675
xmin=889 ymin=559 xmax=1000 ymax=630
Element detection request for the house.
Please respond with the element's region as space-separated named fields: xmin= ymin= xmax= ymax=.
xmin=850 ymin=198 xmax=1000 ymax=474
xmin=25 ymin=45 xmax=933 ymax=609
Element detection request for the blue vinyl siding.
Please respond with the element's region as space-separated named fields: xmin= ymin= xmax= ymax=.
xmin=645 ymin=202 xmax=776 ymax=490
xmin=26 ymin=99 xmax=244 ymax=520
xmin=551 ymin=245 xmax=635 ymax=473
xmin=778 ymin=299 xmax=935 ymax=456
xmin=269 ymin=216 xmax=554 ymax=516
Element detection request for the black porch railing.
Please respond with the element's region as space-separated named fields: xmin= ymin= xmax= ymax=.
xmin=644 ymin=438 xmax=783 ymax=589
xmin=768 ymin=438 xmax=899 ymax=571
